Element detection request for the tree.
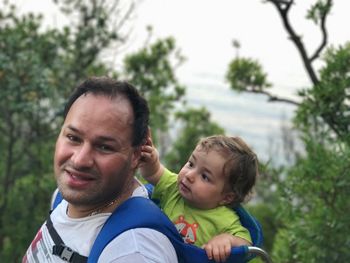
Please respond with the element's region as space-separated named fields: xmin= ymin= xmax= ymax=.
xmin=123 ymin=31 xmax=186 ymax=144
xmin=226 ymin=0 xmax=350 ymax=261
xmin=0 ymin=5 xmax=65 ymax=259
xmin=296 ymin=42 xmax=350 ymax=144
xmin=1 ymin=1 xmax=196 ymax=260
xmin=0 ymin=0 xmax=133 ymax=260
xmin=272 ymin=139 xmax=350 ymax=262
xmin=122 ymin=34 xmax=228 ymax=172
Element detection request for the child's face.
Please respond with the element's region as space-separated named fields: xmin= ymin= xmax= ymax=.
xmin=177 ymin=146 xmax=234 ymax=209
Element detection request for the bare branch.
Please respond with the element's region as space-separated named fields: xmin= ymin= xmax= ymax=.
xmin=267 ymin=0 xmax=319 ymax=86
xmin=114 ymin=1 xmax=135 ymax=33
xmin=248 ymin=88 xmax=300 ymax=106
xmin=268 ymin=0 xmax=293 ymax=12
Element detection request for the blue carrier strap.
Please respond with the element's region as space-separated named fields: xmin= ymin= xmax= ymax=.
xmin=88 ymin=197 xmax=188 ymax=263
xmin=235 ymin=205 xmax=263 ymax=248
xmin=51 ymin=189 xmax=63 ymax=211
xmin=88 ymin=197 xmax=252 ymax=263
xmin=52 ymin=191 xmax=258 ymax=263
xmin=145 ymin=184 xmax=262 ymax=262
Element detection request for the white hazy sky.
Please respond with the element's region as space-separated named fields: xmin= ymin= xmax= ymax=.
xmin=6 ymin=0 xmax=350 ymax=162
xmin=11 ymin=0 xmax=350 ymax=98
xmin=132 ymin=0 xmax=350 ymax=99
xmin=126 ymin=0 xmax=350 ymax=162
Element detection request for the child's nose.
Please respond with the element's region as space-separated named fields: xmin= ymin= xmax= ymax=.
xmin=186 ymin=170 xmax=196 ymax=183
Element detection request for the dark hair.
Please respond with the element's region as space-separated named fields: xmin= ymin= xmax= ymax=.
xmin=197 ymin=135 xmax=258 ymax=207
xmin=64 ymin=77 xmax=149 ymax=147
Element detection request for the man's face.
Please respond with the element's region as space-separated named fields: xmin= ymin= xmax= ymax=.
xmin=54 ymin=93 xmax=139 ymax=208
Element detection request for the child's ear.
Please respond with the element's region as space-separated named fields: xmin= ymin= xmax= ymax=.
xmin=220 ymin=192 xmax=235 ymax=205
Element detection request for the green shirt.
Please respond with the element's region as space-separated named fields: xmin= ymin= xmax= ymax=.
xmin=153 ymin=168 xmax=252 ymax=247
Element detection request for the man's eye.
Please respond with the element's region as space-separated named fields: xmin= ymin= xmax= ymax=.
xmin=98 ymin=144 xmax=114 ymax=152
xmin=67 ymin=134 xmax=80 ymax=143
xmin=187 ymin=161 xmax=194 ymax=168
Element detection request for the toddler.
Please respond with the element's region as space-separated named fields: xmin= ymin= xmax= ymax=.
xmin=139 ymin=135 xmax=258 ymax=262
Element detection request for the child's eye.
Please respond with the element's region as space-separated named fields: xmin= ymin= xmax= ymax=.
xmin=201 ymin=174 xmax=210 ymax=182
xmin=187 ymin=161 xmax=194 ymax=168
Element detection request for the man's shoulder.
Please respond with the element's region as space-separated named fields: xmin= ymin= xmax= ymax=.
xmin=99 ymin=228 xmax=178 ymax=262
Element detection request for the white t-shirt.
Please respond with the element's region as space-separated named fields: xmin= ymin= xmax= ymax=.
xmin=23 ymin=182 xmax=178 ymax=263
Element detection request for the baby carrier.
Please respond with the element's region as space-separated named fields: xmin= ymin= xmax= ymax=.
xmin=50 ymin=187 xmax=272 ymax=263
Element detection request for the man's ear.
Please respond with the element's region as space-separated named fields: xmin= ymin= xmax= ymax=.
xmin=131 ymin=147 xmax=142 ymax=169
xmin=219 ymin=192 xmax=235 ymax=206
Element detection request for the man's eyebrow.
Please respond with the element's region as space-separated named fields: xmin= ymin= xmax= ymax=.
xmin=66 ymin=125 xmax=80 ymax=133
xmin=96 ymin=136 xmax=118 ymax=143
xmin=66 ymin=125 xmax=117 ymax=143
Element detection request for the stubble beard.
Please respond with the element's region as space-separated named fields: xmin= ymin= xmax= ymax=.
xmin=55 ymin=167 xmax=131 ymax=209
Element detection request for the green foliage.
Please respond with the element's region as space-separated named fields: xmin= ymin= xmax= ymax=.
xmin=270 ymin=229 xmax=294 ymax=263
xmin=0 ymin=1 xmax=190 ymax=260
xmin=247 ymin=162 xmax=284 ymax=256
xmin=246 ymin=203 xmax=280 ymax=255
xmin=296 ymin=42 xmax=350 ymax=144
xmin=123 ymin=37 xmax=186 ymax=140
xmin=225 ymin=2 xmax=350 ymax=262
xmin=307 ymin=0 xmax=333 ymax=24
xmin=52 ymin=0 xmax=124 ymax=85
xmin=226 ymin=57 xmax=271 ymax=92
xmin=0 ymin=0 xmax=128 ymax=259
xmin=272 ymin=139 xmax=350 ymax=262
xmin=2 ymin=173 xmax=55 ymax=262
xmin=0 ymin=5 xmax=65 ymax=258
xmin=164 ymin=107 xmax=224 ymax=172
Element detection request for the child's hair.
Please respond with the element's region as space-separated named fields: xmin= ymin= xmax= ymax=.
xmin=197 ymin=135 xmax=258 ymax=207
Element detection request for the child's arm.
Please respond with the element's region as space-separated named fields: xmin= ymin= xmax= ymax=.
xmin=139 ymin=134 xmax=164 ymax=186
xmin=202 ymin=234 xmax=251 ymax=263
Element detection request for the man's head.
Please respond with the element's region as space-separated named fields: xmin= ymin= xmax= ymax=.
xmin=54 ymin=77 xmax=149 ymax=212
xmin=63 ymin=77 xmax=149 ymax=147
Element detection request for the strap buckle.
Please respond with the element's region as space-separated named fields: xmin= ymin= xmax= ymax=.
xmin=53 ymin=244 xmax=74 ymax=262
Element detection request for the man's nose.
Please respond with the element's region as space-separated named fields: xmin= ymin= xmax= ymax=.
xmin=71 ymin=144 xmax=94 ymax=168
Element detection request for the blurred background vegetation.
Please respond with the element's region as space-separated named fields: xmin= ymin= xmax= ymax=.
xmin=0 ymin=0 xmax=349 ymax=262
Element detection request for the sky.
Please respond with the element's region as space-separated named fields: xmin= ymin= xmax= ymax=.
xmin=129 ymin=0 xmax=350 ymax=162
xmin=6 ymin=0 xmax=350 ymax=162
xmin=133 ymin=0 xmax=349 ymax=97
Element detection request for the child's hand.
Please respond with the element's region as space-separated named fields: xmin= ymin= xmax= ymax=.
xmin=139 ymin=135 xmax=158 ymax=175
xmin=202 ymin=234 xmax=250 ymax=262
xmin=202 ymin=233 xmax=232 ymax=262
xmin=139 ymin=132 xmax=164 ymax=185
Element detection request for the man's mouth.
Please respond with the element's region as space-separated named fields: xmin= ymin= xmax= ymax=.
xmin=64 ymin=168 xmax=95 ymax=187
xmin=67 ymin=170 xmax=94 ymax=180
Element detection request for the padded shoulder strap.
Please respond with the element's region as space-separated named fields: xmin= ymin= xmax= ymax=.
xmin=51 ymin=188 xmax=63 ymax=211
xmin=88 ymin=197 xmax=249 ymax=263
xmin=51 ymin=193 xmax=254 ymax=263
xmin=87 ymin=196 xmax=191 ymax=262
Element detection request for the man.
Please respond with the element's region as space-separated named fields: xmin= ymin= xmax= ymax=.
xmin=23 ymin=77 xmax=178 ymax=262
